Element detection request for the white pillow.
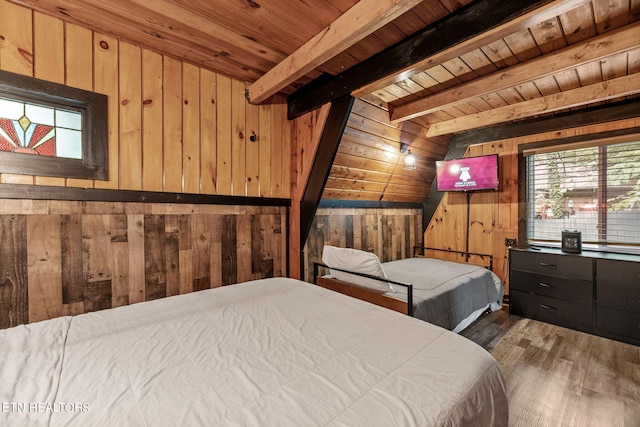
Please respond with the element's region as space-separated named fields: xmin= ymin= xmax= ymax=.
xmin=321 ymin=245 xmax=391 ymax=292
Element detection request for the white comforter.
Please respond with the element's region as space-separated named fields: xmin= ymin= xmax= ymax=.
xmin=0 ymin=277 xmax=508 ymax=426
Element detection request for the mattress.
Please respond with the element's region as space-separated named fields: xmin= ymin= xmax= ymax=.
xmin=382 ymin=257 xmax=504 ymax=332
xmin=0 ymin=277 xmax=508 ymax=426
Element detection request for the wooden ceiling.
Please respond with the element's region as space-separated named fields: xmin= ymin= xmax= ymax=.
xmin=8 ymin=0 xmax=640 ymax=203
xmin=7 ymin=0 xmax=474 ymax=97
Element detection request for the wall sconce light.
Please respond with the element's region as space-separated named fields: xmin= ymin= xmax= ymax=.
xmin=400 ymin=143 xmax=416 ymax=170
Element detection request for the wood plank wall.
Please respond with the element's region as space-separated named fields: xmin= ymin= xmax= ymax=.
xmin=289 ymin=105 xmax=331 ymax=279
xmin=0 ymin=199 xmax=287 ymax=329
xmin=303 ymin=207 xmax=423 ymax=283
xmin=0 ymin=0 xmax=291 ymax=198
xmin=323 ymin=98 xmax=449 ymax=203
xmin=0 ymin=0 xmax=300 ymax=329
xmin=424 ymin=117 xmax=640 ymax=295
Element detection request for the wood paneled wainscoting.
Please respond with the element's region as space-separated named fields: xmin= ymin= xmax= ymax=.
xmin=0 ymin=196 xmax=288 ymax=329
xmin=303 ymin=205 xmax=423 ymax=283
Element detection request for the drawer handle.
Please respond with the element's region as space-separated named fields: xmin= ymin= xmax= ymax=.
xmin=540 ymin=304 xmax=557 ymax=311
xmin=539 ymin=262 xmax=557 ymax=269
xmin=538 ymin=282 xmax=556 ymax=289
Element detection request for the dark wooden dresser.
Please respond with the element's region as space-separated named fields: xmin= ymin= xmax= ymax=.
xmin=509 ymin=247 xmax=640 ymax=346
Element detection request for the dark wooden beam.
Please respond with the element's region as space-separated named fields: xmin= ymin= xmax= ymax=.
xmin=299 ymin=95 xmax=354 ymax=250
xmin=288 ymin=0 xmax=557 ymax=119
xmin=0 ymin=184 xmax=290 ymax=206
xmin=319 ymin=199 xmax=423 ymax=209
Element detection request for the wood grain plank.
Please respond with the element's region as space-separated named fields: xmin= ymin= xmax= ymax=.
xmin=119 ymin=42 xmax=143 ymax=190
xmin=84 ymin=280 xmax=112 ymax=313
xmin=278 ymin=96 xmax=292 ymax=199
xmin=209 ymin=214 xmax=222 ymax=288
xmin=93 ymin=33 xmax=120 ymax=190
xmin=142 ymin=49 xmax=164 ymax=192
xmin=27 ymin=215 xmax=63 ymax=322
xmin=165 ymin=215 xmax=180 ymax=297
xmin=144 ymin=214 xmax=166 ymax=300
xmin=65 ymin=22 xmax=95 ymax=189
xmin=65 ymin=22 xmax=93 ymax=91
xmin=200 ymin=69 xmax=217 ymax=195
xmin=82 ymin=215 xmax=112 ymax=293
xmin=258 ymin=102 xmax=272 ymax=197
xmin=270 ymin=97 xmax=285 ymax=198
xmin=246 ymin=86 xmax=260 ymax=197
xmin=236 ymin=214 xmax=252 ymax=283
xmin=61 ymin=214 xmax=83 ymax=304
xmin=33 ymin=11 xmax=63 ymax=79
xmin=111 ymin=214 xmax=129 ymax=307
xmin=127 ymin=213 xmax=145 ymax=303
xmin=0 ymin=0 xmax=33 ymax=76
xmin=221 ymin=215 xmax=237 ymax=285
xmin=231 ymin=78 xmax=246 ymax=196
xmin=251 ymin=214 xmax=262 ymax=276
xmin=162 ymin=56 xmax=183 ymax=193
xmin=192 ymin=214 xmax=211 ymax=291
xmin=0 ymin=215 xmax=28 ymax=328
xmin=216 ymin=75 xmax=232 ymax=195
xmin=175 ymin=214 xmax=193 ymax=294
xmin=183 ymin=62 xmax=201 ymax=194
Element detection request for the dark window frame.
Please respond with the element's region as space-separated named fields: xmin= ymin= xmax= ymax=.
xmin=519 ymin=127 xmax=640 ymax=252
xmin=0 ymin=69 xmax=108 ymax=180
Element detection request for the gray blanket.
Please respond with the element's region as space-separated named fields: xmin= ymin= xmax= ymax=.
xmin=382 ymin=257 xmax=504 ymax=331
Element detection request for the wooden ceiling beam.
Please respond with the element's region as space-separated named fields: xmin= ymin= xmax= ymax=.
xmin=426 ymin=73 xmax=640 ymax=136
xmin=288 ymin=0 xmax=585 ymax=119
xmin=391 ymin=21 xmax=640 ymax=123
xmin=354 ymin=0 xmax=588 ymax=97
xmin=246 ymin=0 xmax=424 ymax=104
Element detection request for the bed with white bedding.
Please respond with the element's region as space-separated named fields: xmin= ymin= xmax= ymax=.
xmin=317 ymin=246 xmax=504 ymax=333
xmin=0 ymin=277 xmax=508 ymax=427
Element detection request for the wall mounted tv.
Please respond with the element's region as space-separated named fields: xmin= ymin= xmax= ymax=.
xmin=435 ymin=154 xmax=499 ymax=192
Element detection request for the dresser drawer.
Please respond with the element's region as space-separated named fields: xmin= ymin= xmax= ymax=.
xmin=511 ymin=290 xmax=593 ymax=329
xmin=596 ymin=259 xmax=640 ymax=313
xmin=596 ymin=307 xmax=640 ymax=342
xmin=510 ymin=270 xmax=592 ymax=305
xmin=597 ymin=285 xmax=640 ymax=313
xmin=510 ymin=250 xmax=592 ymax=281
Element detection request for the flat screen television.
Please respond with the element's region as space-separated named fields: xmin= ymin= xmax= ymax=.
xmin=435 ymin=154 xmax=499 ymax=192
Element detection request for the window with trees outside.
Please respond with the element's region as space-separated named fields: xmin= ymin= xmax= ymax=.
xmin=525 ymin=134 xmax=640 ymax=250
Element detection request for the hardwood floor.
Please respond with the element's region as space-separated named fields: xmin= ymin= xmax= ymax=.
xmin=461 ymin=308 xmax=640 ymax=427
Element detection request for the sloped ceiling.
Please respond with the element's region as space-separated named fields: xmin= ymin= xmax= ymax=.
xmin=8 ymin=0 xmax=640 ymax=203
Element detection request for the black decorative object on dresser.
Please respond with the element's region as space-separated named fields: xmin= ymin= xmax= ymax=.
xmin=509 ymin=247 xmax=639 ymax=346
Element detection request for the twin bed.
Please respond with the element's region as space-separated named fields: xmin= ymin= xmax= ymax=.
xmin=317 ymin=245 xmax=504 ymax=333
xmin=1 ymin=275 xmax=508 ymax=426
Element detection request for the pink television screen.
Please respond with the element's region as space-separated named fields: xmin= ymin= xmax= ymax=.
xmin=435 ymin=154 xmax=499 ymax=192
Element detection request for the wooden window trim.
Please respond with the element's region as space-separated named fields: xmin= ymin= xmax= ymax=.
xmin=0 ymin=70 xmax=108 ymax=180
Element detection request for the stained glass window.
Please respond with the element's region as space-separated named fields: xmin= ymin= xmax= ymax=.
xmin=0 ymin=69 xmax=107 ymax=180
xmin=0 ymin=97 xmax=82 ymax=159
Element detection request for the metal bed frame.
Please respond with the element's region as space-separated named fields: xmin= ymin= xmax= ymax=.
xmin=313 ymin=247 xmax=493 ymax=318
xmin=313 ymin=262 xmax=414 ymax=316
